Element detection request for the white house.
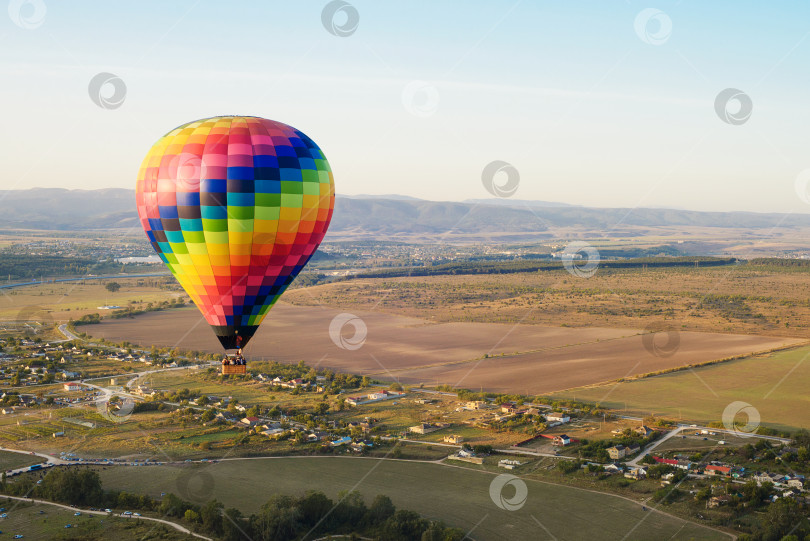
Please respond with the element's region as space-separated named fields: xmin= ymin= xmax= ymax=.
xmin=546 ymin=412 xmax=570 ymax=424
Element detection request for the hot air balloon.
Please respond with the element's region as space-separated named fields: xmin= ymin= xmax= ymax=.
xmin=135 ymin=116 xmax=334 ymax=373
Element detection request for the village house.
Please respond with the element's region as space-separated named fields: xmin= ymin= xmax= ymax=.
xmin=443 ymin=434 xmax=463 ymax=444
xmin=607 ymin=445 xmax=627 ymax=460
xmin=448 ymin=449 xmax=484 ymax=464
xmin=345 ymin=390 xmax=406 ymax=407
xmin=330 ymin=436 xmax=352 ymax=447
xmin=133 ymin=385 xmax=157 ymax=398
xmin=63 ymin=382 xmax=81 ymax=392
xmin=787 ymin=476 xmax=805 ymax=490
xmin=755 ymin=472 xmax=783 ymax=486
xmin=624 ymin=467 xmax=647 ymax=480
xmin=464 ymin=401 xmax=487 ymax=410
xmin=626 ymin=443 xmax=641 ymax=456
xmin=239 ymin=416 xmax=260 ymax=428
xmin=545 ymin=412 xmax=571 ymax=424
xmin=705 ymin=465 xmax=732 ymax=476
xmin=552 ymin=434 xmax=571 ymax=446
xmin=708 ymin=495 xmax=731 ymax=508
xmin=500 ymin=402 xmax=517 ymax=414
xmin=653 ymin=456 xmax=691 ymax=470
xmin=409 ymin=422 xmax=448 ymax=435
xmin=499 ymin=459 xmax=523 ymax=470
xmin=215 ymin=411 xmax=238 ymax=423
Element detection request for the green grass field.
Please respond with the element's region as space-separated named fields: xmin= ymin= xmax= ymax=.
xmin=550 ymin=345 xmax=810 ymax=432
xmin=96 ymin=457 xmax=729 ymax=541
xmin=0 ymin=450 xmax=44 ymax=471
xmin=0 ymin=498 xmax=194 ymax=540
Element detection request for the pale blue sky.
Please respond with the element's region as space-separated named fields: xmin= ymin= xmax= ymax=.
xmin=3 ymin=1 xmax=810 ymax=212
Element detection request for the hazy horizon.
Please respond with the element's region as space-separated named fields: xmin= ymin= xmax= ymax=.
xmin=4 ymin=1 xmax=810 ymax=215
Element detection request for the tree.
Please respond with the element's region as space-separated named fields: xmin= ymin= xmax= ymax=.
xmin=199 ymin=500 xmax=224 ymax=534
xmin=640 ymin=454 xmax=656 ymax=465
xmin=389 ymin=382 xmax=404 ymax=392
xmin=315 ymin=402 xmax=329 ymax=416
xmin=39 ymin=468 xmax=103 ymax=506
xmin=297 ymin=491 xmax=333 ymax=527
xmin=222 ymin=508 xmax=246 ymax=541
xmin=201 ymin=409 xmax=216 ymax=423
xmin=367 ymin=494 xmax=396 ymax=524
xmin=105 ymin=282 xmax=121 ymax=293
xmin=184 ymin=509 xmax=201 ymax=523
xmin=763 ymin=498 xmax=803 ymax=540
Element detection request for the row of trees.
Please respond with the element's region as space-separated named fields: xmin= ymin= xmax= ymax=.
xmin=345 ymin=256 xmax=738 ymax=280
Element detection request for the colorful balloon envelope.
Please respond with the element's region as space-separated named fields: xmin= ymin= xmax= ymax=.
xmin=135 ymin=116 xmax=335 ymax=350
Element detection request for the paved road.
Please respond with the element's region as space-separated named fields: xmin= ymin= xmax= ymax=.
xmin=0 ymin=494 xmax=211 ymax=540
xmin=57 ymin=324 xmax=82 ymax=342
xmin=627 ymin=425 xmax=791 ymax=467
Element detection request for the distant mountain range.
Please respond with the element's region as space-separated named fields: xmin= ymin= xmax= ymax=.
xmin=0 ymin=188 xmax=808 ymax=240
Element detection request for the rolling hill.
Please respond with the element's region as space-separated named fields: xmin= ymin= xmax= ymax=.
xmin=1 ymin=188 xmax=808 ymax=241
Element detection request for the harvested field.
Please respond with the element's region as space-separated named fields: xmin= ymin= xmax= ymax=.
xmin=550 ymin=344 xmax=810 ymax=431
xmin=87 ymin=304 xmax=803 ymax=394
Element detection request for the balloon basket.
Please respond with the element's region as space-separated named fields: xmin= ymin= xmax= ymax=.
xmin=221 ymin=364 xmax=246 ymax=376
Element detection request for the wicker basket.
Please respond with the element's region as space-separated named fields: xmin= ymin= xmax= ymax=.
xmin=221 ymin=364 xmax=246 ymax=375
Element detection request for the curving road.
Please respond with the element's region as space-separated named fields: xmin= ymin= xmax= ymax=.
xmin=0 ymin=493 xmax=211 ymax=540
xmin=627 ymin=425 xmax=790 ymax=467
